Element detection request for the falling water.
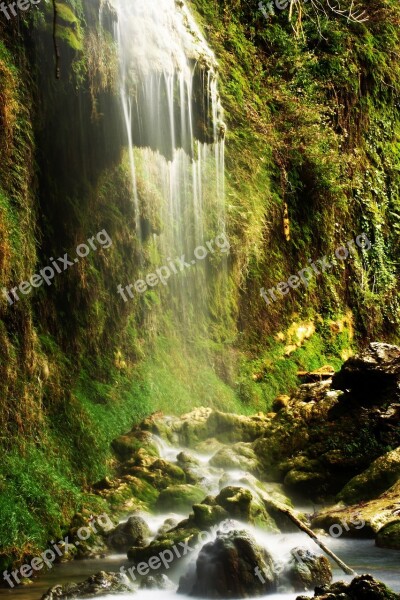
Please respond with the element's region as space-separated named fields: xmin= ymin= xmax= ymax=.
xmin=110 ymin=0 xmax=227 ymax=329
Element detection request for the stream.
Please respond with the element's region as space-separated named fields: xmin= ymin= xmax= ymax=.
xmin=1 ymin=434 xmax=399 ymax=600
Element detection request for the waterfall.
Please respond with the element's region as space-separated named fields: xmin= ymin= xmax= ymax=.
xmin=109 ymin=0 xmax=227 ymax=331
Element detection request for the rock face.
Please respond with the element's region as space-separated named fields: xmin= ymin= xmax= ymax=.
xmin=285 ymin=547 xmax=332 ymax=591
xmin=179 ymin=529 xmax=277 ymax=598
xmin=296 ymin=574 xmax=400 ymax=600
xmin=106 ymin=516 xmax=151 ymax=552
xmin=41 ymin=572 xmax=132 ymax=600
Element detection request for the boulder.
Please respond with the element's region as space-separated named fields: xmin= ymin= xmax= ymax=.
xmin=210 ymin=443 xmax=261 ymax=475
xmin=296 ymin=574 xmax=400 ymax=599
xmin=376 ymin=521 xmax=400 ymax=550
xmin=41 ymin=571 xmax=132 ymax=600
xmin=176 ymin=451 xmax=217 ymax=485
xmin=106 ymin=516 xmax=151 ymax=552
xmin=179 ymin=529 xmax=277 ymax=597
xmin=214 ymin=486 xmax=278 ymax=531
xmin=285 ymin=547 xmax=332 ymax=591
xmin=337 ymin=447 xmax=400 ymax=503
xmin=156 ymin=484 xmax=206 ymax=513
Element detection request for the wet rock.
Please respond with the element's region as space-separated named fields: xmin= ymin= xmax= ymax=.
xmin=176 ymin=452 xmax=213 ymax=485
xmin=179 ymin=529 xmax=277 ymax=597
xmin=128 ymin=525 xmax=201 ymax=563
xmin=210 ymin=443 xmax=261 ymax=475
xmin=296 ymin=574 xmax=400 ymax=599
xmin=41 ymin=571 xmax=132 ymax=600
xmin=337 ymin=447 xmax=400 ymax=503
xmin=140 ymin=574 xmax=175 ymax=590
xmin=141 ymin=408 xmax=270 ymax=447
xmin=106 ymin=516 xmax=151 ymax=552
xmin=191 ymin=502 xmax=229 ymax=528
xmin=214 ymin=486 xmax=278 ymax=531
xmin=312 ymin=480 xmax=400 ymax=539
xmin=156 ymin=484 xmax=206 ymax=512
xmin=285 ymin=547 xmax=332 ymax=591
xmin=376 ymin=520 xmax=400 ymax=550
xmin=157 ymin=517 xmax=180 ymax=536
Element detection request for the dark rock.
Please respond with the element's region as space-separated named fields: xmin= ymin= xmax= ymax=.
xmin=296 ymin=574 xmax=400 ymax=599
xmin=106 ymin=516 xmax=151 ymax=552
xmin=285 ymin=547 xmax=332 ymax=591
xmin=332 ymin=343 xmax=400 ymax=405
xmin=41 ymin=571 xmax=132 ymax=600
xmin=179 ymin=529 xmax=277 ymax=597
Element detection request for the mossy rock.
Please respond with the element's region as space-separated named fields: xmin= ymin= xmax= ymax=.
xmin=376 ymin=521 xmax=400 ymax=550
xmin=215 ymin=486 xmax=278 ymax=532
xmin=191 ymin=503 xmax=229 ymax=528
xmin=156 ymin=484 xmax=206 ymax=512
xmin=284 ymin=469 xmax=326 ymax=494
xmin=112 ymin=432 xmax=159 ymax=461
xmin=337 ymin=447 xmax=400 ymax=504
xmin=128 ymin=527 xmax=200 ymax=563
xmin=210 ymin=442 xmax=260 ymax=475
xmin=123 ymin=460 xmax=186 ymax=491
xmin=100 ymin=476 xmax=159 ymax=512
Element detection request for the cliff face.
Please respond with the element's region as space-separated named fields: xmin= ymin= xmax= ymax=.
xmin=0 ymin=0 xmax=399 ymax=569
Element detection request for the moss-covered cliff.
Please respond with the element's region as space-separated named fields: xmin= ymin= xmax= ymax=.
xmin=0 ymin=0 xmax=399 ymax=573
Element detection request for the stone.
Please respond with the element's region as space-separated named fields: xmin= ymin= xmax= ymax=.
xmin=376 ymin=521 xmax=400 ymax=550
xmin=337 ymin=447 xmax=400 ymax=503
xmin=106 ymin=516 xmax=151 ymax=552
xmin=41 ymin=571 xmax=132 ymax=600
xmin=179 ymin=529 xmax=277 ymax=597
xmin=210 ymin=443 xmax=261 ymax=475
xmin=296 ymin=574 xmax=400 ymax=599
xmin=156 ymin=484 xmax=206 ymax=512
xmin=285 ymin=547 xmax=332 ymax=591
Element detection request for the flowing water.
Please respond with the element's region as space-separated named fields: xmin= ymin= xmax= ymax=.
xmin=109 ymin=0 xmax=227 ymax=328
xmin=1 ymin=433 xmax=399 ymax=600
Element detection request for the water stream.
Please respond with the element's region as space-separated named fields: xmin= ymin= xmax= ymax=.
xmin=0 ymin=433 xmax=398 ymax=600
